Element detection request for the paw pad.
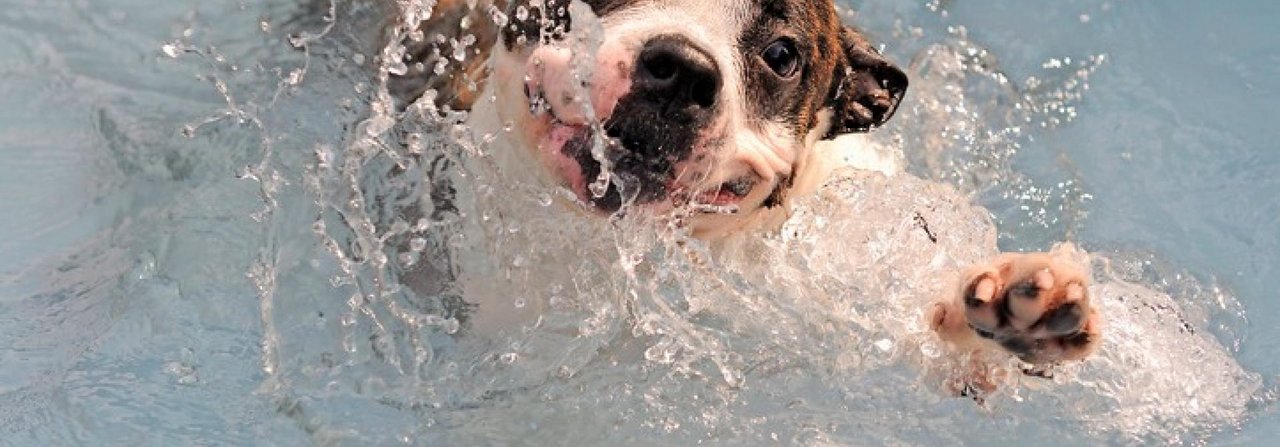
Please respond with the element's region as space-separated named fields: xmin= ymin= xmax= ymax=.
xmin=954 ymin=253 xmax=1102 ymax=364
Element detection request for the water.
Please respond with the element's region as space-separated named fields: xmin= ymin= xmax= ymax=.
xmin=0 ymin=0 xmax=1277 ymax=445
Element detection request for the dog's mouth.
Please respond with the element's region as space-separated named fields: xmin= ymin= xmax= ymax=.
xmin=684 ymin=175 xmax=758 ymax=213
xmin=526 ymin=85 xmax=751 ymax=214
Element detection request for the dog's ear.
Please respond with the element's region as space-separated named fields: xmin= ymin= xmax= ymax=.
xmin=824 ymin=27 xmax=908 ymax=138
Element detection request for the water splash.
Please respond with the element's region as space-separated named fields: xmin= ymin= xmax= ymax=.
xmin=156 ymin=0 xmax=1266 ymax=444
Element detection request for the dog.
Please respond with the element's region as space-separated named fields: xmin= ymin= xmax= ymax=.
xmin=381 ymin=0 xmax=1103 ymax=393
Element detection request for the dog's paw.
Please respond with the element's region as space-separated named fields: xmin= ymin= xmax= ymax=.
xmin=931 ymin=249 xmax=1102 ymax=364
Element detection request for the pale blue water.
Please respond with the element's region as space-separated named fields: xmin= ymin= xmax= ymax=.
xmin=0 ymin=0 xmax=1276 ymax=445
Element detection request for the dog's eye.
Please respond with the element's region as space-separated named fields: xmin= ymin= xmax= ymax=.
xmin=761 ymin=39 xmax=800 ymax=78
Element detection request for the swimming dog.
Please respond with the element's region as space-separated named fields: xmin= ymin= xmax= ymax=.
xmin=382 ymin=0 xmax=1102 ymax=390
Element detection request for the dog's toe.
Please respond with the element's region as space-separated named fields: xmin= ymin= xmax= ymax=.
xmin=1041 ymin=299 xmax=1085 ymax=336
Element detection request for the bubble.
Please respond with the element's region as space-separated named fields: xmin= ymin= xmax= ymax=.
xmin=548 ymin=295 xmax=565 ymax=309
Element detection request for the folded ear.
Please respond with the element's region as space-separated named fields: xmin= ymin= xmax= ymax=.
xmin=824 ymin=26 xmax=908 ymax=138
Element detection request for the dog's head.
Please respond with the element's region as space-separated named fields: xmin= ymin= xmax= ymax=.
xmin=487 ymin=0 xmax=906 ymax=235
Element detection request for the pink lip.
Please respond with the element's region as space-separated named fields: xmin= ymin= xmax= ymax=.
xmin=539 ymin=120 xmax=591 ymax=203
xmin=696 ymin=188 xmax=746 ymax=206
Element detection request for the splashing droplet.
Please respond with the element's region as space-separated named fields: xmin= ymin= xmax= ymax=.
xmin=161 ymin=42 xmax=182 ymax=58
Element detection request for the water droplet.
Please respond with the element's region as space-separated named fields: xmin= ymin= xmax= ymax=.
xmin=589 ymin=173 xmax=610 ymax=198
xmin=387 ymin=60 xmax=408 ymax=76
xmin=488 ymin=6 xmax=509 ymax=26
xmin=442 ymin=318 xmax=460 ymax=334
xmin=284 ymin=68 xmax=304 ymax=85
xmin=160 ymin=42 xmax=181 ymax=58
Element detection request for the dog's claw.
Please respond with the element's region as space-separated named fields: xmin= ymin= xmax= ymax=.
xmin=1065 ymin=282 xmax=1085 ymax=302
xmin=1033 ymin=269 xmax=1054 ymax=291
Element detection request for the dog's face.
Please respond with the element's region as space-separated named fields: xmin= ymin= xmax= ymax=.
xmin=487 ymin=0 xmax=906 ymax=234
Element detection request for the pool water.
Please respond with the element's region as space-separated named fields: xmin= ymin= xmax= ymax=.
xmin=1 ymin=0 xmax=1277 ymax=445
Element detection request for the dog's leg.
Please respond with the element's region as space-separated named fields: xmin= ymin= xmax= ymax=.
xmin=929 ymin=243 xmax=1103 ymax=376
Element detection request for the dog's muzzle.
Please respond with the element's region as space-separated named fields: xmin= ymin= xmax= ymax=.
xmin=555 ymin=35 xmax=723 ymax=212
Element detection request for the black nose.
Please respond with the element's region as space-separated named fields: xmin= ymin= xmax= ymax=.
xmin=634 ymin=35 xmax=721 ymax=114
